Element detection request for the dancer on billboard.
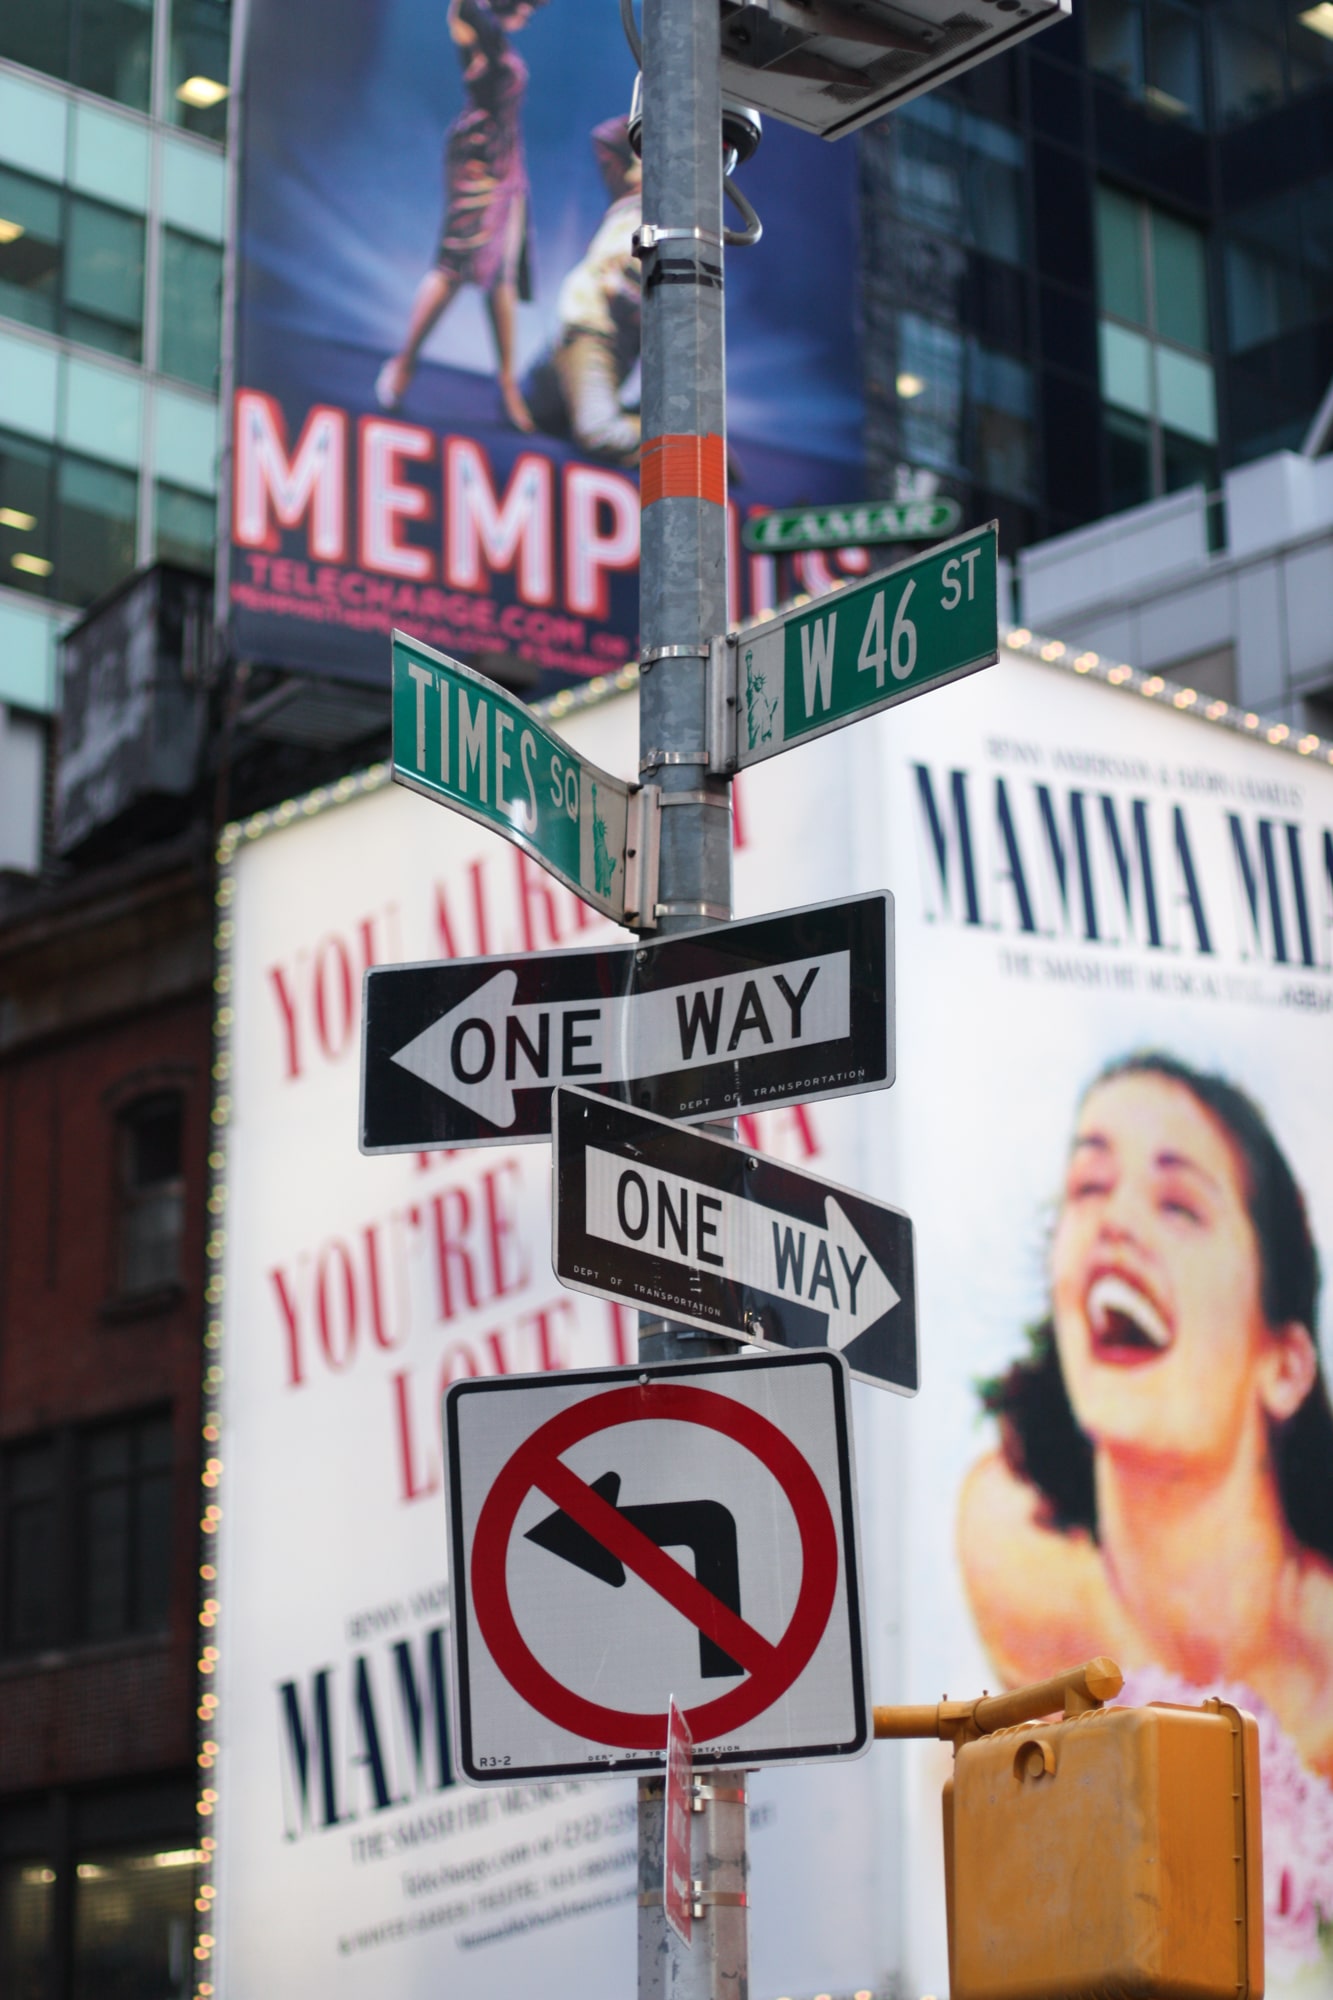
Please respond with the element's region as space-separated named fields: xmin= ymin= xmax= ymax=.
xmin=524 ymin=114 xmax=642 ymax=464
xmin=376 ymin=0 xmax=546 ymax=428
xmin=959 ymin=1053 xmax=1333 ymax=1957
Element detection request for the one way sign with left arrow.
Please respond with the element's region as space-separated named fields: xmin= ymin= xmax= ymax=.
xmin=360 ymin=893 xmax=891 ymax=1151
xmin=553 ymin=1088 xmax=918 ymax=1394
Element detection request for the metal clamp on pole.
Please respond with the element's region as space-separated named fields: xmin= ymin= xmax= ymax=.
xmin=654 ymin=900 xmax=731 ymax=922
xmin=640 ymin=747 xmax=712 ymax=773
xmin=640 ymin=642 xmax=712 ymax=674
xmin=654 ymin=790 xmax=731 ymax=811
xmin=624 ymin=785 xmax=662 ymax=932
xmin=634 ymin=222 xmax=726 ymax=257
xmin=706 ymin=631 xmax=738 ymax=774
xmin=638 ymin=1889 xmax=749 ymax=1915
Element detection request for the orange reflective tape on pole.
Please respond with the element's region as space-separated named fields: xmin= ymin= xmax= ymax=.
xmin=640 ymin=432 xmax=727 ymax=508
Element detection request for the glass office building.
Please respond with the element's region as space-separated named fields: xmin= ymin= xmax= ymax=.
xmin=861 ymin=0 xmax=1333 ymax=550
xmin=0 ymin=1 xmax=227 ymax=723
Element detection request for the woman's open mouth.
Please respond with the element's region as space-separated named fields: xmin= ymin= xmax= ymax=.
xmin=1086 ymin=1271 xmax=1173 ymax=1363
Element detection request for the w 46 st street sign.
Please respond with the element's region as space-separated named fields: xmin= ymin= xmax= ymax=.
xmin=717 ymin=522 xmax=998 ymax=770
xmin=391 ymin=630 xmax=653 ymax=927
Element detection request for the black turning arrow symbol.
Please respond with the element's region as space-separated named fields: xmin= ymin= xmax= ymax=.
xmin=525 ymin=1471 xmax=744 ymax=1679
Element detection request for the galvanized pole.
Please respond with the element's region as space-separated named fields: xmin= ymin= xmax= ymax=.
xmin=635 ymin=0 xmax=747 ymax=1996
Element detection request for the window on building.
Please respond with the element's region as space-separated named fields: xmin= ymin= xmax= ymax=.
xmin=886 ymin=95 xmax=1027 ymax=266
xmin=0 ymin=1855 xmax=54 ymax=2000
xmin=169 ymin=0 xmax=233 ymax=142
xmin=0 ymin=170 xmax=63 ymax=338
xmin=75 ymin=0 xmax=154 ymax=111
xmin=1089 ymin=0 xmax=1205 ymax=124
xmin=1225 ymin=173 xmax=1333 ymax=351
xmin=1096 ymin=185 xmax=1217 ymax=504
xmin=1288 ymin=0 xmax=1333 ymax=97
xmin=1 ymin=1439 xmax=61 ymax=1656
xmin=0 ymin=1797 xmax=57 ymax=2000
xmin=0 ymin=1 xmax=151 ymax=115
xmin=0 ymin=169 xmax=144 ymax=364
xmin=79 ymin=1415 xmax=173 ymax=1644
xmin=0 ymin=1412 xmax=173 ymax=1660
xmin=57 ymin=454 xmax=139 ymax=609
xmin=0 ymin=433 xmax=138 ymax=610
xmin=894 ymin=312 xmax=1035 ymax=500
xmin=64 ymin=198 xmax=145 ymax=363
xmin=116 ymin=1095 xmax=185 ymax=1296
xmin=1 ymin=1786 xmax=198 ymax=2000
xmin=1213 ymin=10 xmax=1286 ymax=122
xmin=0 ymin=8 xmax=72 ymax=88
xmin=971 ymin=344 xmax=1036 ymax=499
xmin=0 ymin=436 xmax=58 ymax=596
xmin=154 ymin=482 xmax=214 ymax=572
xmin=159 ymin=230 xmax=222 ymax=389
xmin=72 ymin=1844 xmax=195 ymax=2000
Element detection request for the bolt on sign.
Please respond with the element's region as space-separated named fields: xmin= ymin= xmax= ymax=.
xmin=391 ymin=629 xmax=649 ymax=925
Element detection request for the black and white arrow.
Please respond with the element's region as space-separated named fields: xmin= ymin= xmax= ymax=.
xmin=584 ymin=1146 xmax=898 ymax=1353
xmin=389 ymin=953 xmax=848 ymax=1130
xmin=525 ymin=1473 xmax=744 ymax=1678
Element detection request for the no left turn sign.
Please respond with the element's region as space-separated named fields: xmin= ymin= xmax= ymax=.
xmin=444 ymin=1351 xmax=870 ymax=1782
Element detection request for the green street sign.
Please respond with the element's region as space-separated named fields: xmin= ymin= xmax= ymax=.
xmin=391 ymin=631 xmax=642 ymax=925
xmin=741 ymin=497 xmax=963 ymax=554
xmin=734 ymin=522 xmax=998 ymax=769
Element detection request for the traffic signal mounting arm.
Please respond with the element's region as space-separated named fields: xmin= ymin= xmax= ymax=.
xmin=872 ymin=1657 xmax=1124 ymax=1751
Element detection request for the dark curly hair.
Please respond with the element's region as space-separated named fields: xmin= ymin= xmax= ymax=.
xmin=980 ymin=1052 xmax=1333 ymax=1562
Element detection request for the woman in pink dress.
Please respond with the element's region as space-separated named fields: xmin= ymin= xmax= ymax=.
xmin=377 ymin=0 xmax=543 ymax=429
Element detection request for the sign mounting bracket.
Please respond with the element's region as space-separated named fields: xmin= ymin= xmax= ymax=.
xmin=625 ymin=783 xmax=661 ymax=931
xmin=706 ymin=630 xmax=739 ymax=776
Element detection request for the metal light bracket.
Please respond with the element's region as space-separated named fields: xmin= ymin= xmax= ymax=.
xmin=717 ymin=0 xmax=1072 ymax=142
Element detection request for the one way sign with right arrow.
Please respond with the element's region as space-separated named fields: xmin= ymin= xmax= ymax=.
xmin=553 ymin=1088 xmax=918 ymax=1394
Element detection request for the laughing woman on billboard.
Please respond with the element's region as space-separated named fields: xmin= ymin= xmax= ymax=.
xmin=376 ymin=0 xmax=546 ymax=427
xmin=959 ymin=1053 xmax=1333 ymax=1966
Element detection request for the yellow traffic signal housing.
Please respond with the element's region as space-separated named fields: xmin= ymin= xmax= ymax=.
xmin=943 ymin=1697 xmax=1263 ymax=2000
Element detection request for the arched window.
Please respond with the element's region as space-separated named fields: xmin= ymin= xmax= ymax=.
xmin=115 ymin=1092 xmax=185 ymax=1296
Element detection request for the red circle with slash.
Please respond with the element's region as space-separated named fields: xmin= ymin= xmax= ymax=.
xmin=470 ymin=1380 xmax=839 ymax=1748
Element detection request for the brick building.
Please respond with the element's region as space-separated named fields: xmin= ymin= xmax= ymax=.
xmin=0 ymin=823 xmax=213 ymax=2000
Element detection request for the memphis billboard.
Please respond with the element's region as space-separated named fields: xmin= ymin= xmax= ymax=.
xmin=203 ymin=651 xmax=1333 ymax=1997
xmin=222 ymin=0 xmax=866 ymax=693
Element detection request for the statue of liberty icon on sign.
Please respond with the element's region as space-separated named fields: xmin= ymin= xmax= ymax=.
xmin=745 ymin=646 xmax=777 ymax=750
xmin=589 ymin=783 xmax=617 ymax=899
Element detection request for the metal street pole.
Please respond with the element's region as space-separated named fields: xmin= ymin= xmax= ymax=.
xmin=635 ymin=1 xmax=747 ymax=1996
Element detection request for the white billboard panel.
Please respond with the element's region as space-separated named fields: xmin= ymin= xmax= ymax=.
xmin=208 ymin=648 xmax=1333 ymax=1998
